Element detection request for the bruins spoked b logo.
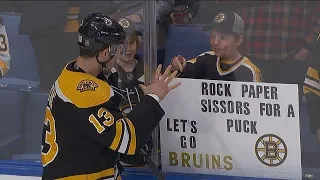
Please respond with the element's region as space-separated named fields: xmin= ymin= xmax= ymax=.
xmin=255 ymin=134 xmax=287 ymax=167
xmin=214 ymin=12 xmax=226 ymax=23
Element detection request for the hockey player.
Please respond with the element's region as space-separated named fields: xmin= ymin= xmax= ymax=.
xmin=0 ymin=18 xmax=11 ymax=78
xmin=41 ymin=13 xmax=180 ymax=180
xmin=171 ymin=11 xmax=262 ymax=82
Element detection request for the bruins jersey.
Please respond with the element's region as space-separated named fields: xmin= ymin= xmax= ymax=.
xmin=113 ymin=60 xmax=144 ymax=115
xmin=179 ymin=51 xmax=263 ymax=82
xmin=41 ymin=61 xmax=165 ymax=180
xmin=0 ymin=21 xmax=11 ymax=78
xmin=303 ymin=34 xmax=320 ymax=133
xmin=112 ymin=60 xmax=153 ymax=167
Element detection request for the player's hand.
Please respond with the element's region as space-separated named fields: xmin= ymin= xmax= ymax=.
xmin=139 ymin=65 xmax=181 ymax=101
xmin=171 ymin=55 xmax=186 ymax=72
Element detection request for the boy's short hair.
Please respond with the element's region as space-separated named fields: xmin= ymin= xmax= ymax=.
xmin=128 ymin=31 xmax=140 ymax=42
xmin=202 ymin=11 xmax=244 ymax=36
xmin=128 ymin=30 xmax=142 ymax=49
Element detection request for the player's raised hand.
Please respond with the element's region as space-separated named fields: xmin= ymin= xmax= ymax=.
xmin=139 ymin=65 xmax=181 ymax=101
xmin=171 ymin=55 xmax=186 ymax=72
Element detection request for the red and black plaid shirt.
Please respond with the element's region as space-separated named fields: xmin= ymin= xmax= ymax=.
xmin=217 ymin=0 xmax=320 ymax=60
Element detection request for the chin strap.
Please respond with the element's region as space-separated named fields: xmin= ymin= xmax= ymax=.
xmin=96 ymin=55 xmax=107 ymax=71
xmin=97 ymin=54 xmax=117 ymax=72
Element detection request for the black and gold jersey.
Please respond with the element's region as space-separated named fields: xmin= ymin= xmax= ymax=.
xmin=179 ymin=51 xmax=263 ymax=82
xmin=113 ymin=60 xmax=144 ymax=116
xmin=41 ymin=61 xmax=164 ymax=180
xmin=303 ymin=34 xmax=320 ymax=133
xmin=0 ymin=22 xmax=10 ymax=77
xmin=112 ymin=60 xmax=153 ymax=167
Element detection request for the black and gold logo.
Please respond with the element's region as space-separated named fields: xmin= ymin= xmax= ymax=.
xmin=126 ymin=72 xmax=133 ymax=80
xmin=120 ymin=104 xmax=136 ymax=116
xmin=255 ymin=134 xmax=287 ymax=167
xmin=118 ymin=18 xmax=130 ymax=29
xmin=77 ymin=79 xmax=98 ymax=92
xmin=214 ymin=12 xmax=226 ymax=23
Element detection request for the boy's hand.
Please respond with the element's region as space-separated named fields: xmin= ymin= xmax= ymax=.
xmin=171 ymin=55 xmax=186 ymax=72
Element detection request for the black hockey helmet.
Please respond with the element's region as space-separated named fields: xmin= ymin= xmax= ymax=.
xmin=77 ymin=13 xmax=126 ymax=55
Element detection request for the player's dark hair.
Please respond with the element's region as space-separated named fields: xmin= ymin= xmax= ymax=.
xmin=79 ymin=44 xmax=109 ymax=58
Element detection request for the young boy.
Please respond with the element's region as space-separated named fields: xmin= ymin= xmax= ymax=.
xmin=111 ymin=22 xmax=144 ymax=115
xmin=106 ymin=18 xmax=150 ymax=167
xmin=171 ymin=11 xmax=263 ymax=82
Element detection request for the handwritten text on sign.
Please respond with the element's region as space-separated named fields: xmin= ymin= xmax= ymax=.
xmin=160 ymin=78 xmax=301 ymax=180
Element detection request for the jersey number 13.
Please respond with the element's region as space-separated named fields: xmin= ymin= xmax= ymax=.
xmin=42 ymin=107 xmax=59 ymax=167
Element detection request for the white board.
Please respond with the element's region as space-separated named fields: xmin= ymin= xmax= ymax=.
xmin=160 ymin=78 xmax=302 ymax=180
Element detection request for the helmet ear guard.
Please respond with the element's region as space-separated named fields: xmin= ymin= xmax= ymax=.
xmin=78 ymin=34 xmax=97 ymax=51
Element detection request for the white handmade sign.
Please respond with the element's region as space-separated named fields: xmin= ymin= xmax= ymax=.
xmin=160 ymin=78 xmax=302 ymax=180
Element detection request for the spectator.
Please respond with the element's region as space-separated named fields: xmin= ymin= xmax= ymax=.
xmin=125 ymin=0 xmax=175 ymax=24
xmin=303 ymin=34 xmax=320 ymax=144
xmin=123 ymin=0 xmax=200 ymax=65
xmin=169 ymin=0 xmax=200 ymax=24
xmin=215 ymin=0 xmax=320 ymax=100
xmin=102 ymin=17 xmax=152 ymax=167
xmin=171 ymin=11 xmax=263 ymax=82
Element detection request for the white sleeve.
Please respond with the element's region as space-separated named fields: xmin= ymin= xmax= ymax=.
xmin=0 ymin=25 xmax=10 ymax=77
xmin=147 ymin=94 xmax=160 ymax=102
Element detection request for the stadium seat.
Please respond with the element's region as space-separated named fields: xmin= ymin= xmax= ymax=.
xmin=1 ymin=14 xmax=20 ymax=35
xmin=0 ymin=89 xmax=24 ymax=159
xmin=163 ymin=24 xmax=211 ymax=68
xmin=4 ymin=35 xmax=39 ymax=83
xmin=12 ymin=91 xmax=48 ymax=161
xmin=0 ymin=14 xmax=40 ymax=90
xmin=134 ymin=23 xmax=168 ymax=65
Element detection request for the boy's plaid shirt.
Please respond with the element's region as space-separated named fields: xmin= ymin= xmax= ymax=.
xmin=217 ymin=0 xmax=320 ymax=60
